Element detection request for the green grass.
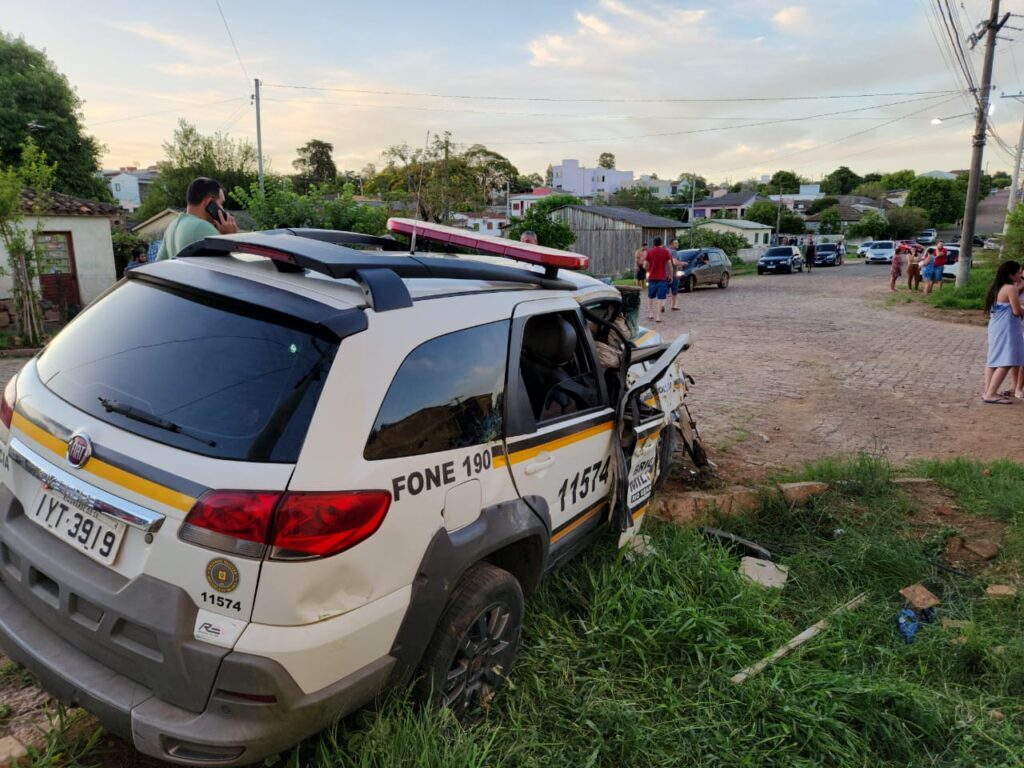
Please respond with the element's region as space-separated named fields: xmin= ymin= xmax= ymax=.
xmin=20 ymin=456 xmax=1024 ymax=767
xmin=729 ymin=260 xmax=759 ymax=276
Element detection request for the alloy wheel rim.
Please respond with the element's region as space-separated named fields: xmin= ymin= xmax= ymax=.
xmin=441 ymin=601 xmax=515 ymax=720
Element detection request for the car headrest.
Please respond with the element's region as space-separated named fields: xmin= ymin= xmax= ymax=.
xmin=523 ymin=315 xmax=577 ymax=367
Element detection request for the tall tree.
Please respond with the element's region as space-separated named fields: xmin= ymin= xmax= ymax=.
xmin=884 ymin=206 xmax=929 ymax=238
xmin=137 ymin=120 xmax=259 ymax=219
xmin=507 ymin=194 xmax=580 ymax=249
xmin=0 ymin=34 xmax=109 ymax=201
xmin=609 ymin=186 xmax=666 ymax=216
xmin=817 ymin=206 xmax=842 ymax=234
xmin=906 ymin=177 xmax=964 ymax=226
xmin=464 ymin=145 xmax=519 ymax=202
xmin=806 ymin=196 xmax=840 ymax=215
xmin=821 ymin=166 xmax=862 ymax=195
xmin=767 ymin=170 xmax=803 ymax=194
xmin=743 ymin=200 xmax=805 ymax=233
xmin=851 ymin=182 xmax=885 ymax=201
xmin=879 ymin=169 xmax=916 ymax=190
xmin=597 ymin=152 xmax=616 ymax=169
xmin=293 ymin=139 xmax=337 ymax=191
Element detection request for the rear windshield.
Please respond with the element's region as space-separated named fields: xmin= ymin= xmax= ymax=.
xmin=36 ymin=281 xmax=339 ymax=462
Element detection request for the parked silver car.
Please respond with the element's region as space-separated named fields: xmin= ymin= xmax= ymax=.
xmin=675 ymin=248 xmax=732 ymax=291
xmin=866 ymin=241 xmax=896 ymax=263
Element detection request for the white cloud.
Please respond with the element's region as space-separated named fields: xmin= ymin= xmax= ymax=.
xmin=772 ymin=6 xmax=810 ymax=33
xmin=109 ymin=21 xmax=215 ymax=60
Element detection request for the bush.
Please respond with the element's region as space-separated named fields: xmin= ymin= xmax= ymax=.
xmin=232 ymin=177 xmax=388 ymax=234
xmin=680 ymin=227 xmax=749 ymax=257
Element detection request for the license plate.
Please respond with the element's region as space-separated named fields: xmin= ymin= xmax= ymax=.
xmin=28 ymin=491 xmax=126 ymax=565
xmin=766 ymin=264 xmax=777 ymax=270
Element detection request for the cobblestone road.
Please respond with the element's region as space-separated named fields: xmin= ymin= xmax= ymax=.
xmin=648 ymin=260 xmax=1014 ymax=475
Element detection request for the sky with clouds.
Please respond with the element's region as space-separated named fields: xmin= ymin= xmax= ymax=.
xmin=6 ymin=0 xmax=1024 ymax=183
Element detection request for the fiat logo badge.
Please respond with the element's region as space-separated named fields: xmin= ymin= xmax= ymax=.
xmin=66 ymin=433 xmax=93 ymax=469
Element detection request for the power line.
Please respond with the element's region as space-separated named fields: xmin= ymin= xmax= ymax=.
xmin=260 ymin=82 xmax=961 ymax=104
xmin=90 ymin=96 xmax=248 ymax=126
xmin=215 ymin=0 xmax=251 ymax=90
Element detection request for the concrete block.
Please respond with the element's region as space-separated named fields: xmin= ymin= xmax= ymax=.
xmin=724 ymin=486 xmax=760 ymax=514
xmin=739 ymin=556 xmax=789 ymax=589
xmin=985 ymin=584 xmax=1017 ymax=600
xmin=778 ymin=481 xmax=829 ymax=507
xmin=899 ymin=582 xmax=941 ymax=610
xmin=0 ymin=737 xmax=27 ymax=768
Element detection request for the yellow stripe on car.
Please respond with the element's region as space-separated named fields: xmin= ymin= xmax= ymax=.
xmin=12 ymin=412 xmax=196 ymax=513
xmin=500 ymin=422 xmax=614 ymax=467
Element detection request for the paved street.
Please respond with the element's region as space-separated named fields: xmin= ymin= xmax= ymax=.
xmin=650 ymin=260 xmax=1021 ymax=476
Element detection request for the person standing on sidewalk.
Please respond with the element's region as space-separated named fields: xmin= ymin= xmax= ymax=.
xmin=889 ymin=246 xmax=905 ymax=292
xmin=643 ymin=237 xmax=672 ymax=323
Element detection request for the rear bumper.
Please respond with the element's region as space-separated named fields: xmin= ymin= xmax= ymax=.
xmin=0 ymin=577 xmax=394 ymax=765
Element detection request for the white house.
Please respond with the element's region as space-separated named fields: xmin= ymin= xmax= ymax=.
xmin=453 ymin=212 xmax=509 ymax=235
xmin=551 ymin=159 xmax=634 ymax=197
xmin=0 ymin=190 xmax=120 ymax=311
xmin=634 ymin=175 xmax=674 ymax=199
xmin=101 ymin=166 xmax=158 ymax=211
xmin=508 ymin=187 xmax=554 ymax=219
xmin=699 ymin=218 xmax=773 ymax=247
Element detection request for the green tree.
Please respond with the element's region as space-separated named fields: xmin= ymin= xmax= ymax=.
xmin=851 ymin=182 xmax=885 ymax=201
xmin=806 ymin=196 xmax=840 ymax=215
xmin=817 ymin=206 xmax=842 ymax=235
xmin=1003 ymin=200 xmax=1024 ymax=258
xmin=674 ymin=174 xmax=707 ymax=201
xmin=742 ymin=200 xmax=804 ymax=233
xmin=0 ymin=138 xmax=57 ymax=344
xmin=879 ymin=169 xmax=915 ymax=190
xmin=292 ymin=139 xmax=337 ymax=192
xmin=884 ymin=206 xmax=929 ymax=239
xmin=861 ymin=172 xmax=882 ymax=183
xmin=233 ymin=176 xmax=388 ymax=233
xmin=511 ymin=173 xmax=544 ymax=193
xmin=597 ymin=152 xmax=616 ymax=169
xmin=464 ymin=145 xmax=519 ymax=202
xmin=991 ymin=170 xmax=1011 ymax=190
xmin=137 ymin=120 xmax=258 ymax=219
xmin=906 ymin=177 xmax=964 ymax=225
xmin=767 ymin=170 xmax=803 ymax=194
xmin=681 ymin=227 xmax=749 ymax=257
xmin=0 ymin=34 xmax=109 ymax=201
xmin=847 ymin=209 xmax=887 ymax=239
xmin=507 ymin=194 xmax=581 ymax=249
xmin=821 ymin=166 xmax=862 ymax=195
xmin=609 ymin=186 xmax=666 ymax=216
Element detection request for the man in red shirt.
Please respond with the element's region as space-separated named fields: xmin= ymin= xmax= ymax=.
xmin=643 ymin=237 xmax=672 ymax=322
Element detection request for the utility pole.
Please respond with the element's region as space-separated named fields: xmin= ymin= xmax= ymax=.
xmin=442 ymin=135 xmax=450 ymax=224
xmin=254 ymin=78 xmax=265 ymax=195
xmin=1000 ymin=92 xmax=1024 ymax=253
xmin=957 ymin=0 xmax=1009 ymax=287
xmin=775 ymin=181 xmax=783 ymax=244
xmin=689 ymin=173 xmax=698 ymax=245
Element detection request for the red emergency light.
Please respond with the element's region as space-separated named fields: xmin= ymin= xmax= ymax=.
xmin=386 ymin=218 xmax=589 ymax=271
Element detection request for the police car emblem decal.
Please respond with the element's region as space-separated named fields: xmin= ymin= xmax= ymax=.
xmin=66 ymin=433 xmax=93 ymax=469
xmin=206 ymin=558 xmax=239 ymax=593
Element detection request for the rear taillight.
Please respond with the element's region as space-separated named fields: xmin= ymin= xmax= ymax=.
xmin=178 ymin=489 xmax=391 ymax=560
xmin=271 ymin=491 xmax=391 ymax=560
xmin=1 ymin=375 xmax=17 ymax=429
xmin=179 ymin=491 xmax=279 ymax=558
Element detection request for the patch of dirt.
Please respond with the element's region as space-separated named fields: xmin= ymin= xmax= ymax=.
xmin=894 ymin=301 xmax=989 ymax=327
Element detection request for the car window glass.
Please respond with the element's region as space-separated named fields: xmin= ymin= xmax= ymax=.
xmin=36 ymin=281 xmax=338 ymax=462
xmin=519 ymin=312 xmax=601 ymax=423
xmin=364 ymin=321 xmax=508 ymax=460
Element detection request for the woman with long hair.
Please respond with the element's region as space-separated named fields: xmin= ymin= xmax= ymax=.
xmin=982 ymin=260 xmax=1024 ymax=404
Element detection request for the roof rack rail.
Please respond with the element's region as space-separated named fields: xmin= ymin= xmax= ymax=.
xmin=176 ymin=232 xmax=576 ymax=313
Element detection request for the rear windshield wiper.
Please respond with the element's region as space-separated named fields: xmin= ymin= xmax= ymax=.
xmin=98 ymin=397 xmax=217 ymax=447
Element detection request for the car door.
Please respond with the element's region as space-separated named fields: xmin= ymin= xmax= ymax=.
xmin=693 ymin=251 xmax=712 ymax=285
xmin=710 ymin=250 xmax=726 ymax=281
xmin=503 ymin=297 xmax=615 ymax=564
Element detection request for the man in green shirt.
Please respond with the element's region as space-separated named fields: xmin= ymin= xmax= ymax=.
xmin=155 ymin=177 xmax=238 ymax=260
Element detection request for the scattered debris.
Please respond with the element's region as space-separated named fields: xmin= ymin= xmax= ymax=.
xmin=739 ymin=556 xmax=789 ymax=589
xmin=758 ymin=433 xmax=770 ymax=443
xmin=625 ymin=534 xmax=655 ymax=560
xmin=984 ymin=584 xmax=1017 ymax=600
xmin=893 ymin=477 xmax=937 ymax=489
xmin=730 ymin=593 xmax=867 ymax=685
xmin=934 ymin=505 xmax=954 ymax=517
xmin=897 ymin=608 xmax=919 ymax=643
xmin=963 ymin=539 xmax=1000 ymax=561
xmin=700 ymin=527 xmax=772 ymax=560
xmin=941 ymin=619 xmax=971 ymax=630
xmin=988 ymin=710 xmax=1005 ymax=722
xmin=899 ymin=582 xmax=941 ymax=611
xmin=778 ymin=481 xmax=829 ymax=507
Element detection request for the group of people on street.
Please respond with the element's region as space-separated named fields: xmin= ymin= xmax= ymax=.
xmin=983 ymin=260 xmax=1024 ymax=404
xmin=889 ymin=242 xmax=947 ymax=294
xmin=635 ymin=238 xmax=688 ymax=321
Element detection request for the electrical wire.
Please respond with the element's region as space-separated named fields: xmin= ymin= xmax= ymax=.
xmin=215 ymin=0 xmax=251 ymax=90
xmin=260 ymin=82 xmax=960 ymax=104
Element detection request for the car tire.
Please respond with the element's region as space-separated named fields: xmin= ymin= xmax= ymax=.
xmin=718 ymin=272 xmax=729 ymax=289
xmin=654 ymin=423 xmax=676 ymax=492
xmin=413 ymin=562 xmax=523 ymax=723
xmin=684 ymin=276 xmax=696 ymax=293
xmin=757 ymin=268 xmax=764 ymax=275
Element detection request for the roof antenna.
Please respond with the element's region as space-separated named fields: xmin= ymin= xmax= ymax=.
xmin=410 ymin=130 xmax=430 ymax=255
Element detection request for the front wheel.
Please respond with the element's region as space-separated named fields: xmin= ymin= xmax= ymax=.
xmin=414 ymin=563 xmax=523 ymax=723
xmin=683 ymin=276 xmax=696 ymax=293
xmin=718 ymin=272 xmax=730 ymax=289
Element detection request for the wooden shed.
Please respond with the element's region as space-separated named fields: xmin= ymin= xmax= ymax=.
xmin=550 ymin=205 xmax=686 ymax=276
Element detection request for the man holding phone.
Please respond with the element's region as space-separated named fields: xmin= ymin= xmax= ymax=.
xmin=155 ymin=177 xmax=238 ymax=260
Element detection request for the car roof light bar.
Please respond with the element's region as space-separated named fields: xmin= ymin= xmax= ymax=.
xmin=385 ymin=217 xmax=589 ymax=275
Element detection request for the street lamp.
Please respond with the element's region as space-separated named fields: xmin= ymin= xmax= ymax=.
xmin=930 ymin=111 xmax=975 ymax=125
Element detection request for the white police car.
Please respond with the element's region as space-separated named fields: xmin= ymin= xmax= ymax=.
xmin=0 ymin=219 xmax=706 ymax=765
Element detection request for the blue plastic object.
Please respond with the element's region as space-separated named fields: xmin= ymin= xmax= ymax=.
xmin=897 ymin=608 xmax=919 ymax=643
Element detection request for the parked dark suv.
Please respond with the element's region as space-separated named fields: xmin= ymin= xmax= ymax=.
xmin=675 ymin=248 xmax=732 ymax=291
xmin=813 ymin=243 xmax=843 ymax=267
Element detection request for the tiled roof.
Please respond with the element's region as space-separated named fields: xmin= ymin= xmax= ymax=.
xmin=691 ymin=192 xmax=765 ymax=208
xmin=21 ymin=188 xmax=120 ymax=217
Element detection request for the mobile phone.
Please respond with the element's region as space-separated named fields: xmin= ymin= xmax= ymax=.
xmin=205 ymin=201 xmax=224 ymax=224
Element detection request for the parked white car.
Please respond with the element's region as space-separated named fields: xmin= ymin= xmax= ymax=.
xmin=856 ymin=241 xmax=874 ymax=257
xmin=866 ymin=241 xmax=896 ymax=263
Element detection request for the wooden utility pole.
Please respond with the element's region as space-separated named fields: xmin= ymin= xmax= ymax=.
xmin=254 ymin=78 xmax=265 ymax=195
xmin=957 ymin=0 xmax=1008 ymax=287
